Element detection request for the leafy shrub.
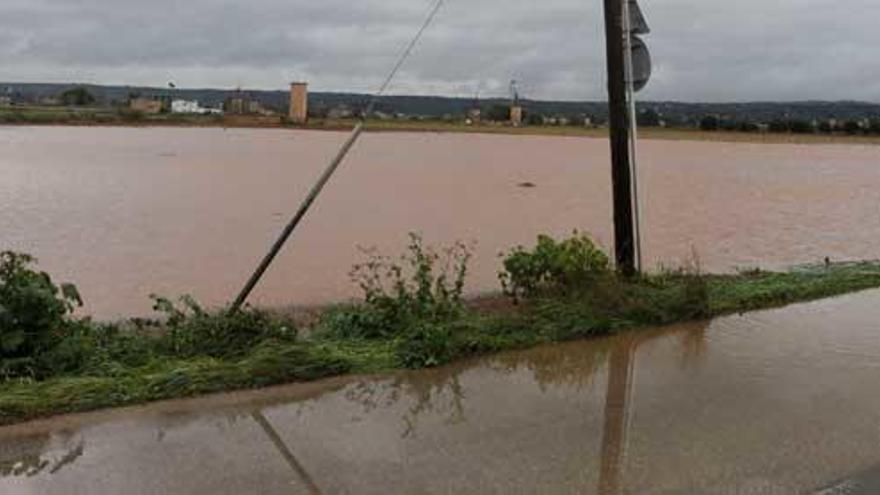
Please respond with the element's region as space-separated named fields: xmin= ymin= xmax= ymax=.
xmin=396 ymin=322 xmax=455 ymax=368
xmin=0 ymin=252 xmax=83 ymax=377
xmin=151 ymin=295 xmax=296 ymax=358
xmin=320 ymin=234 xmax=471 ymax=339
xmin=499 ymin=233 xmax=610 ymax=301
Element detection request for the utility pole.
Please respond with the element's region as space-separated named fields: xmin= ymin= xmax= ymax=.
xmin=603 ymin=0 xmax=636 ymax=276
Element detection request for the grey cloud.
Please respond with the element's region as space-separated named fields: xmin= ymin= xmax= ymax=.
xmin=0 ymin=0 xmax=878 ymax=101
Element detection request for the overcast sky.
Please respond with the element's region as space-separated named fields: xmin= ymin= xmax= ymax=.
xmin=1 ymin=0 xmax=878 ymax=102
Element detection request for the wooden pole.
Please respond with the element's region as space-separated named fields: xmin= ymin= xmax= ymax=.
xmin=603 ymin=0 xmax=637 ymax=276
xmin=230 ymin=123 xmax=364 ymax=312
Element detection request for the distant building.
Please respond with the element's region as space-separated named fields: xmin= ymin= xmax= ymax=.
xmin=467 ymin=108 xmax=482 ymax=123
xmin=327 ymin=105 xmax=354 ymax=119
xmin=130 ymin=97 xmax=166 ymax=114
xmin=0 ymin=96 xmax=11 ymax=107
xmin=510 ymin=105 xmax=523 ymax=126
xmin=171 ymin=99 xmax=219 ymax=114
xmin=247 ymin=99 xmax=264 ymax=114
xmin=289 ymin=82 xmax=308 ymax=124
xmin=223 ymin=93 xmax=274 ymax=116
xmin=224 ymin=96 xmax=249 ymax=115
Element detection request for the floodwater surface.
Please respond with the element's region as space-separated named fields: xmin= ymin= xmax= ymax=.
xmin=1 ymin=126 xmax=878 ymax=318
xmin=2 ymin=290 xmax=880 ymax=494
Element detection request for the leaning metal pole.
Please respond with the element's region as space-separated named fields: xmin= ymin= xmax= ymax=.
xmin=604 ymin=0 xmax=637 ymax=276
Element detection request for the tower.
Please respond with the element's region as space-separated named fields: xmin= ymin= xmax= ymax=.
xmin=509 ymin=79 xmax=523 ymax=126
xmin=289 ymin=82 xmax=309 ymax=124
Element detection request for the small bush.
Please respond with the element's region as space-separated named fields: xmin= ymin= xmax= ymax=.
xmin=117 ymin=109 xmax=145 ymax=122
xmin=151 ymin=295 xmax=296 ymax=358
xmin=0 ymin=252 xmax=83 ymax=378
xmin=319 ymin=233 xmax=472 ymax=339
xmin=396 ymin=322 xmax=455 ymax=368
xmin=499 ymin=233 xmax=610 ymax=301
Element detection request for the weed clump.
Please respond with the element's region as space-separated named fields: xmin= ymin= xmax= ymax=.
xmin=150 ymin=295 xmax=295 ymax=358
xmin=395 ymin=322 xmax=456 ymax=368
xmin=499 ymin=232 xmax=610 ymax=301
xmin=314 ymin=233 xmax=473 ymax=369
xmin=319 ymin=233 xmax=472 ymax=341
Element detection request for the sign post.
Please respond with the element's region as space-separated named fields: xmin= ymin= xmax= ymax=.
xmin=623 ymin=0 xmax=650 ymax=272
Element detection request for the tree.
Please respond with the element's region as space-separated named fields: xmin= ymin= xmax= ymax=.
xmin=58 ymin=87 xmax=96 ymax=107
xmin=719 ymin=119 xmax=738 ymax=132
xmin=699 ymin=115 xmax=719 ymax=131
xmin=525 ymin=112 xmax=544 ymax=126
xmin=486 ymin=104 xmax=510 ymax=122
xmin=843 ymin=120 xmax=863 ymax=135
xmin=738 ymin=122 xmax=760 ymax=133
xmin=768 ymin=120 xmax=789 ymax=133
xmin=637 ymin=108 xmax=661 ymax=127
xmin=788 ymin=120 xmax=814 ymax=134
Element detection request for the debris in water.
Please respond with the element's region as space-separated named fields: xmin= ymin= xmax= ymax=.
xmin=518 ymin=182 xmax=537 ymax=188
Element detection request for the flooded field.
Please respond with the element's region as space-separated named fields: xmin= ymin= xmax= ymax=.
xmin=2 ymin=289 xmax=880 ymax=494
xmin=1 ymin=126 xmax=878 ymax=318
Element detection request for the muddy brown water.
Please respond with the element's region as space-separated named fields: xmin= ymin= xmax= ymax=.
xmin=1 ymin=126 xmax=879 ymax=319
xmin=2 ymin=290 xmax=880 ymax=494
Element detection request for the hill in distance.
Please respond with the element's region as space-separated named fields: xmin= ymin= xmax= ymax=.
xmin=3 ymin=82 xmax=880 ymax=124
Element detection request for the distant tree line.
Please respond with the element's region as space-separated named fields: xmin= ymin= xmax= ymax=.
xmin=698 ymin=114 xmax=880 ymax=135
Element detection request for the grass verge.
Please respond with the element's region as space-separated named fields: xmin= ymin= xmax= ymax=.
xmin=1 ymin=261 xmax=878 ymax=426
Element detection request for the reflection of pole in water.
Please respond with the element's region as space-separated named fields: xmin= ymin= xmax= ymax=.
xmin=596 ymin=322 xmax=708 ymax=494
xmin=251 ymin=412 xmax=322 ymax=495
xmin=598 ymin=338 xmax=636 ymax=495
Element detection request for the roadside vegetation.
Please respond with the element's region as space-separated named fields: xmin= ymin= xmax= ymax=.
xmin=1 ymin=235 xmax=880 ymax=425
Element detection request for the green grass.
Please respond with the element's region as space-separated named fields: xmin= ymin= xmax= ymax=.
xmin=1 ymin=261 xmax=878 ymax=425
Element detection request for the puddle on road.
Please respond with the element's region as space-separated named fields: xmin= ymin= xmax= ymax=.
xmin=2 ymin=290 xmax=880 ymax=494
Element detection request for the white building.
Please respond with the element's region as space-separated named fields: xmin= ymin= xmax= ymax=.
xmin=171 ymin=99 xmax=221 ymax=115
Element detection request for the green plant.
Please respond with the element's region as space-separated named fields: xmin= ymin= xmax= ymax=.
xmin=0 ymin=252 xmax=82 ymax=377
xmin=396 ymin=322 xmax=455 ymax=368
xmin=320 ymin=234 xmax=472 ymax=339
xmin=58 ymin=87 xmax=96 ymax=107
xmin=499 ymin=233 xmax=610 ymax=301
xmin=151 ymin=295 xmax=296 ymax=358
